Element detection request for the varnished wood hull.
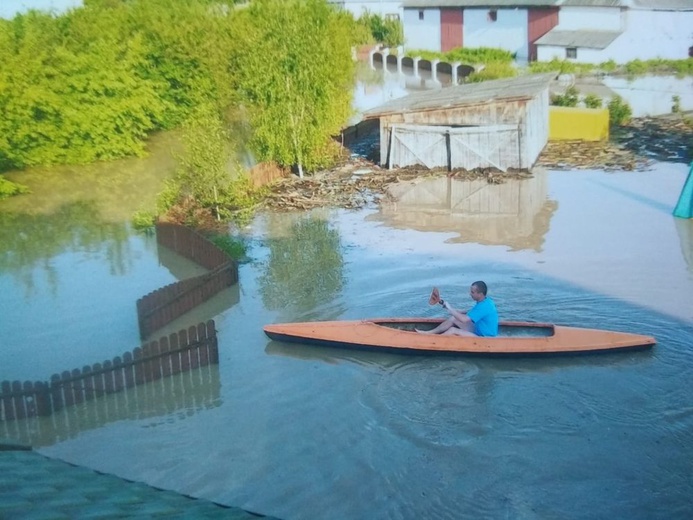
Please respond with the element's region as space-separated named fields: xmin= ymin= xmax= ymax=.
xmin=263 ymin=318 xmax=656 ymax=355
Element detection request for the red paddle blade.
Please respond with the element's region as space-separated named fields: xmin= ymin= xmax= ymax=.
xmin=428 ymin=287 xmax=441 ymax=305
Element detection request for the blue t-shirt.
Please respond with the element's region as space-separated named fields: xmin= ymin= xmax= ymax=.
xmin=467 ymin=297 xmax=498 ymax=337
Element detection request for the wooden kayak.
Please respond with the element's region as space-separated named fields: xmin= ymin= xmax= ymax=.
xmin=263 ymin=318 xmax=656 ymax=355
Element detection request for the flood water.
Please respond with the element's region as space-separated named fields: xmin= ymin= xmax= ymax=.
xmin=1 ymin=141 xmax=692 ymax=518
xmin=356 ymin=66 xmax=693 ymax=117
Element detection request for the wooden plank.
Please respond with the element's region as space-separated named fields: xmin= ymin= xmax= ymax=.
xmin=35 ymin=381 xmax=52 ymax=417
xmin=50 ymin=374 xmax=63 ymax=413
xmin=11 ymin=381 xmax=26 ymax=419
xmin=93 ymin=363 xmax=105 ymax=398
xmin=23 ymin=381 xmax=37 ymax=418
xmin=113 ymin=356 xmax=125 ymax=392
xmin=123 ymin=352 xmax=135 ymax=388
xmin=1 ymin=380 xmax=14 ymax=421
xmin=71 ymin=368 xmax=84 ymax=405
xmin=82 ymin=366 xmax=95 ymax=401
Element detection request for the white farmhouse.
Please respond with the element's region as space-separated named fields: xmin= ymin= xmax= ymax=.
xmin=400 ymin=1 xmax=693 ymax=63
xmin=536 ymin=1 xmax=693 ymax=63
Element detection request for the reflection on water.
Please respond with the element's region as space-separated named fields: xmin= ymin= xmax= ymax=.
xmin=1 ymin=365 xmax=220 ymax=448
xmin=1 ymin=131 xmax=179 ymax=221
xmin=0 ymin=132 xmax=181 ymax=382
xmin=354 ymin=68 xmax=692 ymax=119
xmin=257 ymin=213 xmax=345 ymax=319
xmin=0 ymin=201 xmax=135 ymax=295
xmin=370 ymin=173 xmax=557 ymax=251
xmin=675 ymin=217 xmax=693 ymax=274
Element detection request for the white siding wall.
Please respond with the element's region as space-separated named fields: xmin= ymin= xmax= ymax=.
xmin=603 ymin=10 xmax=693 ymax=61
xmin=464 ymin=9 xmax=529 ymax=61
xmin=557 ymin=7 xmax=623 ymax=31
xmin=403 ymin=8 xmax=442 ymax=52
xmin=537 ymin=45 xmax=610 ymax=63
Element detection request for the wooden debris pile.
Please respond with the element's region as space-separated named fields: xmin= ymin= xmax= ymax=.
xmin=262 ymin=162 xmax=530 ymax=211
xmin=536 ymin=140 xmax=643 ymax=171
xmin=538 ymin=114 xmax=692 ymax=170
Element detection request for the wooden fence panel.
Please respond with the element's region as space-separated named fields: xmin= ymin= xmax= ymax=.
xmin=136 ymin=223 xmax=238 ymax=339
xmin=1 ymin=322 xmax=218 ymax=422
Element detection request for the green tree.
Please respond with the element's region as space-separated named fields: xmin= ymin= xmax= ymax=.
xmin=0 ymin=8 xmax=167 ymax=169
xmin=357 ymin=12 xmax=403 ymax=47
xmin=229 ymin=0 xmax=356 ymax=178
xmin=0 ymin=0 xmax=241 ymax=171
xmin=151 ymin=105 xmax=259 ymax=229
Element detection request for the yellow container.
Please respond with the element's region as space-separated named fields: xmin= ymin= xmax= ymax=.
xmin=549 ymin=106 xmax=609 ymax=141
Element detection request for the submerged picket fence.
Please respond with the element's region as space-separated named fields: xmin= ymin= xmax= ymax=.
xmin=136 ymin=223 xmax=238 ymax=339
xmin=0 ymin=321 xmax=218 ymax=423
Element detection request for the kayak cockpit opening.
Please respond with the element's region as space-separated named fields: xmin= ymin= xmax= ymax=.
xmin=375 ymin=320 xmax=555 ymax=337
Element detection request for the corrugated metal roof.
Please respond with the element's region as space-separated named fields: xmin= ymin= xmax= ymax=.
xmin=363 ymin=73 xmax=554 ymax=119
xmin=535 ymin=29 xmax=622 ymax=49
xmin=402 ymin=1 xmax=559 ymax=7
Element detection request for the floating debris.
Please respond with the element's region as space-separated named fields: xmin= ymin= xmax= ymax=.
xmin=263 ymin=114 xmax=693 ymax=210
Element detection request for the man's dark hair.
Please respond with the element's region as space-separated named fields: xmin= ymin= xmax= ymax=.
xmin=472 ymin=281 xmax=488 ymax=295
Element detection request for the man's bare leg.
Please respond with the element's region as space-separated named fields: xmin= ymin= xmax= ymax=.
xmin=416 ymin=317 xmax=472 ymax=335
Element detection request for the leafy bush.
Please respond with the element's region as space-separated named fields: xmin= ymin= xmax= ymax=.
xmin=210 ymin=234 xmax=247 ymax=260
xmin=551 ymin=86 xmax=580 ymax=107
xmin=528 ymin=58 xmax=593 ymax=76
xmin=131 ymin=210 xmax=156 ymax=232
xmin=599 ymin=59 xmax=618 ymax=73
xmin=0 ymin=176 xmax=29 ymax=200
xmin=672 ymin=95 xmax=682 ymax=113
xmin=357 ymin=12 xmax=403 ymax=47
xmin=608 ymin=95 xmax=633 ymax=126
xmin=583 ymin=93 xmax=603 ymax=109
xmin=445 ymin=46 xmax=514 ymax=64
xmin=465 ymin=62 xmax=517 ymax=82
xmin=624 ymin=59 xmax=648 ymax=76
xmin=407 ymin=46 xmax=513 ymax=64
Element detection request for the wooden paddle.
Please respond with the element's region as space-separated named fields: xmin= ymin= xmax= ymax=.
xmin=428 ymin=287 xmax=445 ymax=306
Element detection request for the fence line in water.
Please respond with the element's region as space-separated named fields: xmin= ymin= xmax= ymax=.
xmin=0 ymin=321 xmax=218 ymax=423
xmin=137 ymin=223 xmax=238 ymax=338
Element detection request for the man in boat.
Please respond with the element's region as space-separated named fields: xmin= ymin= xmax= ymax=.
xmin=417 ymin=281 xmax=498 ymax=337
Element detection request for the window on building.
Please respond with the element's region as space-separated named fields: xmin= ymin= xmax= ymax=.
xmin=488 ymin=10 xmax=497 ymax=22
xmin=566 ymin=47 xmax=577 ymax=59
xmin=419 ymin=10 xmax=424 ymax=21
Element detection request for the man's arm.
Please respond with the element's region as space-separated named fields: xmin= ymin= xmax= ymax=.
xmin=444 ymin=301 xmax=471 ymax=324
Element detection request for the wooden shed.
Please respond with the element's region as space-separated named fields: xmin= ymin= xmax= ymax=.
xmin=361 ymin=73 xmax=554 ymax=171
